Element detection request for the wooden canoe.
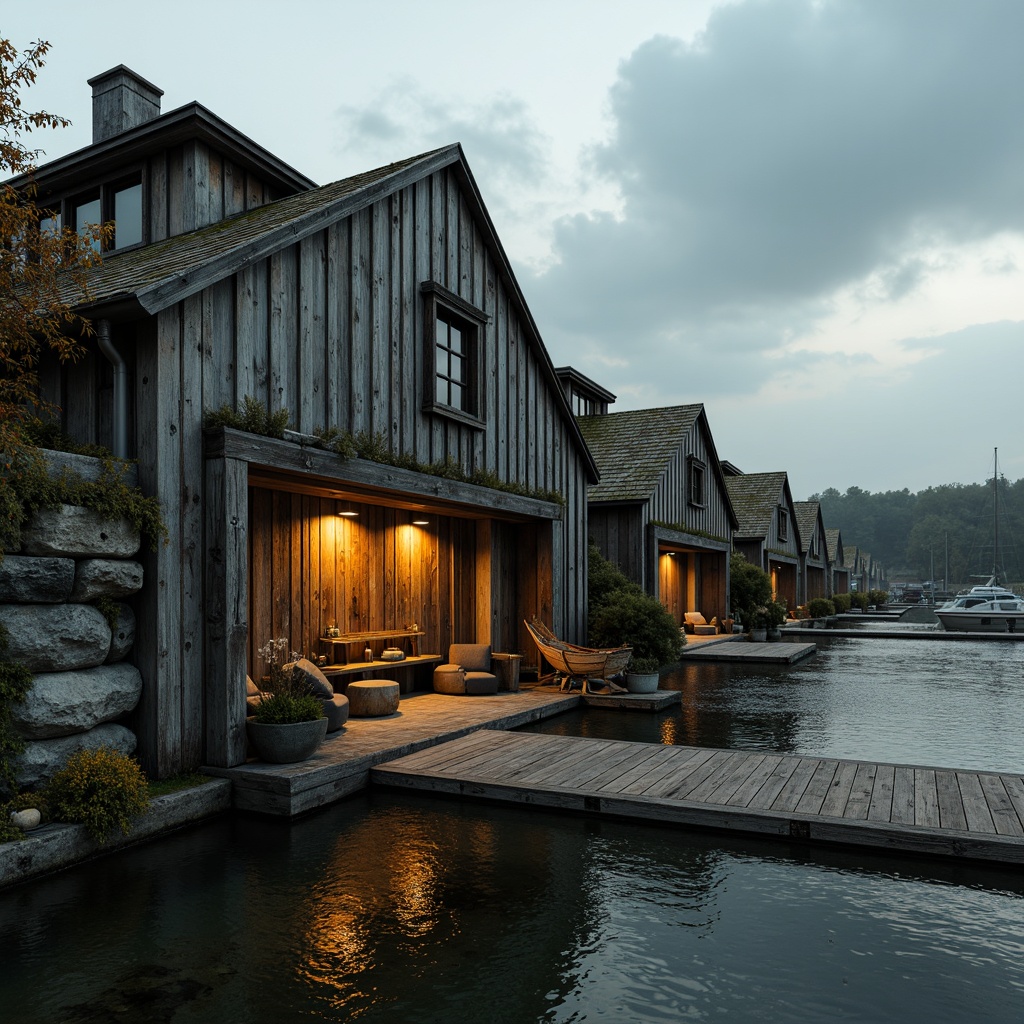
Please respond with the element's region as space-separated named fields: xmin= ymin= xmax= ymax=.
xmin=525 ymin=619 xmax=631 ymax=691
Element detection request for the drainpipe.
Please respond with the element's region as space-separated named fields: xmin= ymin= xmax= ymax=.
xmin=96 ymin=320 xmax=128 ymax=459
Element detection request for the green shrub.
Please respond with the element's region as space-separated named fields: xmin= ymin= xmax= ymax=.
xmin=850 ymin=590 xmax=869 ymax=610
xmin=808 ymin=597 xmax=836 ymax=618
xmin=46 ymin=747 xmax=150 ymax=843
xmin=205 ymin=395 xmax=291 ymax=439
xmin=832 ymin=592 xmax=852 ymax=613
xmin=868 ymin=589 xmax=889 ymax=607
xmin=589 ymin=589 xmax=684 ymax=671
xmin=730 ymin=554 xmax=773 ymax=628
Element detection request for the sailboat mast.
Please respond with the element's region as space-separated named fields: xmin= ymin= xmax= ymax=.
xmin=993 ymin=447 xmax=999 ymax=581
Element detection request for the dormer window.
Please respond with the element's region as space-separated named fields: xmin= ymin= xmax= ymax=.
xmin=65 ymin=173 xmax=145 ymax=252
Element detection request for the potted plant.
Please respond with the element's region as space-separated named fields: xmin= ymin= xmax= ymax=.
xmin=747 ymin=607 xmax=769 ymax=643
xmin=765 ymin=599 xmax=787 ymax=641
xmin=247 ymin=639 xmax=327 ymax=763
xmin=624 ymin=655 xmax=662 ymax=694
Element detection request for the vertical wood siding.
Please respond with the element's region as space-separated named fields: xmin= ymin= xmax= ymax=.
xmin=57 ymin=163 xmax=588 ymax=774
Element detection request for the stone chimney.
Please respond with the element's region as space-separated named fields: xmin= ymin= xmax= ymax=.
xmin=88 ymin=66 xmax=164 ymax=144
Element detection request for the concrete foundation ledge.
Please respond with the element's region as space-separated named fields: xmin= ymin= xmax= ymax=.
xmin=0 ymin=777 xmax=232 ymax=890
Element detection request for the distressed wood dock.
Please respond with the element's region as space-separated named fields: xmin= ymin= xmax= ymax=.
xmin=372 ymin=732 xmax=1024 ymax=865
xmin=680 ymin=639 xmax=818 ymax=663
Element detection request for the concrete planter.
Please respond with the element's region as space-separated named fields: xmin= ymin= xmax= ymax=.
xmin=246 ymin=717 xmax=327 ymax=763
xmin=749 ymin=629 xmax=767 ymax=643
xmin=625 ymin=672 xmax=659 ymax=694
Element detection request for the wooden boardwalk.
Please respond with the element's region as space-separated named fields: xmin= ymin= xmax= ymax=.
xmin=204 ymin=689 xmax=579 ymax=817
xmin=372 ymin=732 xmax=1024 ymax=865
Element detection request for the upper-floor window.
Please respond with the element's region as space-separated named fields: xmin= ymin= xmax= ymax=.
xmin=778 ymin=506 xmax=789 ymax=542
xmin=688 ymin=457 xmax=706 ymax=508
xmin=59 ymin=173 xmax=145 ymax=253
xmin=421 ymin=282 xmax=488 ymax=428
xmin=572 ymin=392 xmax=594 ymax=416
xmin=810 ymin=529 xmax=819 ymax=559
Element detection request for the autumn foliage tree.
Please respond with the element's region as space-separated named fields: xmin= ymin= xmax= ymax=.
xmin=1 ymin=38 xmax=109 ymax=545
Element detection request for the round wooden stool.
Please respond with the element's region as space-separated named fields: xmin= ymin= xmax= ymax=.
xmin=346 ymin=679 xmax=400 ymax=717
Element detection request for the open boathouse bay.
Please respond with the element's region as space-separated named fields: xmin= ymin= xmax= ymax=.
xmin=2 ymin=791 xmax=1023 ymax=1024
xmin=528 ymin=635 xmax=1024 ymax=774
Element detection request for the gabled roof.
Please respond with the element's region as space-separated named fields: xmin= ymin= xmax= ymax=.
xmin=725 ymin=471 xmax=793 ymax=541
xmin=825 ymin=527 xmax=845 ymax=564
xmin=64 ymin=146 xmax=456 ymax=316
xmin=793 ymin=501 xmax=822 ymax=555
xmin=578 ymin=405 xmax=702 ymax=502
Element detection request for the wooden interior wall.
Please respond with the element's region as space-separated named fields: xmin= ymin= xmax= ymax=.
xmin=245 ymin=487 xmax=498 ymax=677
xmin=658 ymin=552 xmax=685 ymax=624
xmin=589 ymin=506 xmax=646 ymax=589
xmin=698 ymin=552 xmax=729 ymax=621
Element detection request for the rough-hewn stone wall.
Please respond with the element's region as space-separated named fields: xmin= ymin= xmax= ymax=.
xmin=1 ymin=503 xmax=144 ymax=791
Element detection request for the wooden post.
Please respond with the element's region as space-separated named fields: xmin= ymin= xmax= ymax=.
xmin=204 ymin=455 xmax=249 ymax=767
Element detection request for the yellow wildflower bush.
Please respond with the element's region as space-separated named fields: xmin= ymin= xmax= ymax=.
xmin=46 ymin=747 xmax=150 ymax=843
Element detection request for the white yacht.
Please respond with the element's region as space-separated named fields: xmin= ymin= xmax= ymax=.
xmin=934 ymin=579 xmax=1024 ymax=633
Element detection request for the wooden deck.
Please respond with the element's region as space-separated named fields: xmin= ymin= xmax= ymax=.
xmin=203 ymin=688 xmax=579 ymax=817
xmin=680 ymin=639 xmax=818 ymax=663
xmin=372 ymin=732 xmax=1024 ymax=865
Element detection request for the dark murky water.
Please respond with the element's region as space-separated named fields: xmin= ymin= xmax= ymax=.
xmin=527 ymin=635 xmax=1024 ymax=773
xmin=2 ymin=636 xmax=1023 ymax=1023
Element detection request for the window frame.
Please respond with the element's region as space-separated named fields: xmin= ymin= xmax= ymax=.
xmin=58 ymin=165 xmax=147 ymax=255
xmin=687 ymin=456 xmax=707 ymax=508
xmin=777 ymin=506 xmax=789 ymax=542
xmin=421 ymin=282 xmax=488 ymax=429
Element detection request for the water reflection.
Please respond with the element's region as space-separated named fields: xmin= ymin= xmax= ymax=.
xmin=2 ymin=792 xmax=1022 ymax=1023
xmin=528 ymin=636 xmax=1024 ymax=773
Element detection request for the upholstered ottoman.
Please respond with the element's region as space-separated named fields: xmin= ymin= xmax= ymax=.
xmin=347 ymin=679 xmax=400 ymax=717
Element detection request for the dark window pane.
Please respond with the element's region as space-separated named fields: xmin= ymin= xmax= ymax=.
xmin=449 ymin=325 xmax=462 ymax=354
xmin=40 ymin=213 xmax=61 ymax=236
xmin=436 ymin=377 xmax=448 ymax=404
xmin=450 ymin=352 xmax=464 ymax=383
xmin=75 ymin=197 xmax=102 ymax=252
xmin=436 ymin=318 xmax=448 ymax=347
xmin=450 ymin=383 xmax=463 ymax=410
xmin=436 ymin=347 xmax=448 ymax=375
xmin=113 ymin=183 xmax=143 ymax=249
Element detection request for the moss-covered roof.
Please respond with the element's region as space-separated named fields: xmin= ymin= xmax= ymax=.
xmin=793 ymin=501 xmax=821 ymax=555
xmin=825 ymin=527 xmax=844 ymax=564
xmin=577 ymin=405 xmax=702 ymax=502
xmin=724 ymin=471 xmax=790 ymax=540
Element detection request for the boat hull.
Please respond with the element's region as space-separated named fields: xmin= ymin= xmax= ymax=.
xmin=935 ymin=611 xmax=1022 ymax=633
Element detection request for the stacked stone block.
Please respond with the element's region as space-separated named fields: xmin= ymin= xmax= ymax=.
xmin=0 ymin=504 xmax=144 ymax=791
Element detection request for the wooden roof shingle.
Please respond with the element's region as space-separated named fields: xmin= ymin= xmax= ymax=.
xmin=724 ymin=471 xmax=790 ymax=540
xmin=577 ymin=405 xmax=702 ymax=502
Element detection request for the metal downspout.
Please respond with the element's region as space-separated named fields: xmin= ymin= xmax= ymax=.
xmin=96 ymin=320 xmax=128 ymax=459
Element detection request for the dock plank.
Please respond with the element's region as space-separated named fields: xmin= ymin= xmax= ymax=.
xmin=891 ymin=766 xmax=915 ymax=825
xmin=843 ymin=763 xmax=877 ymax=820
xmin=936 ymin=770 xmax=968 ymax=831
xmin=957 ymin=773 xmax=996 ymax=834
xmin=795 ymin=760 xmax=839 ymax=815
xmin=771 ymin=758 xmax=821 ymax=813
xmin=868 ymin=764 xmax=895 ymax=822
xmin=915 ymin=769 xmax=939 ymax=828
xmin=726 ymin=754 xmax=785 ymax=808
xmin=819 ymin=761 xmax=858 ymax=818
xmin=978 ymin=775 xmax=1024 ymax=837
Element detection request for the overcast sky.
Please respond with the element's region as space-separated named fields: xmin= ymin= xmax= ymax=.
xmin=7 ymin=1 xmax=1024 ymax=498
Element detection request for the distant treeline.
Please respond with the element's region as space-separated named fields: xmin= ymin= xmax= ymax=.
xmin=809 ymin=477 xmax=1024 ymax=585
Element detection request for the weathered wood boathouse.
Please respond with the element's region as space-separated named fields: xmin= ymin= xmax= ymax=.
xmin=22 ymin=67 xmax=597 ymax=777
